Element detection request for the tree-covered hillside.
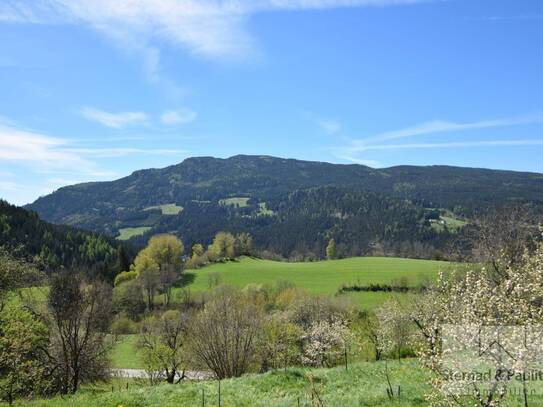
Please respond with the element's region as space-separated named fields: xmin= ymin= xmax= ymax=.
xmin=25 ymin=155 xmax=543 ymax=258
xmin=0 ymin=200 xmax=133 ymax=279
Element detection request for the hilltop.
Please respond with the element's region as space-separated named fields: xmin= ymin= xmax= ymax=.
xmin=26 ymin=155 xmax=543 ymax=258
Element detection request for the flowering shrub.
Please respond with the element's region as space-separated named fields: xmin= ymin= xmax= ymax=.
xmin=301 ymin=319 xmax=352 ymax=367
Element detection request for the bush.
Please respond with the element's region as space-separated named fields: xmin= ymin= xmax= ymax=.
xmin=114 ymin=270 xmax=137 ymax=287
xmin=111 ymin=314 xmax=138 ymax=336
xmin=0 ymin=304 xmax=52 ymax=404
xmin=185 ymin=253 xmax=208 ymax=269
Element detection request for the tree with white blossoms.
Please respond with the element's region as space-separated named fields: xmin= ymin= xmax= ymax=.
xmin=414 ymin=243 xmax=543 ymax=407
xmin=301 ymin=319 xmax=352 ymax=367
xmin=375 ymin=299 xmax=413 ymax=362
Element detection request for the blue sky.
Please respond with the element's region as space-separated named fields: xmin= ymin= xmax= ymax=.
xmin=1 ymin=0 xmax=543 ymax=205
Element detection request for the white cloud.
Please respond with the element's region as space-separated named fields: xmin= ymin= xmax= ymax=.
xmin=0 ymin=0 xmax=434 ymax=61
xmin=161 ymin=108 xmax=197 ymax=125
xmin=0 ymin=120 xmax=188 ymax=173
xmin=80 ymin=107 xmax=148 ymax=128
xmin=0 ymin=124 xmax=90 ymax=167
xmin=334 ymin=112 xmax=543 ymax=163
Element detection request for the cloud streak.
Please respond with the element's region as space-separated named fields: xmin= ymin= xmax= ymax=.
xmin=334 ymin=112 xmax=543 ymax=165
xmin=80 ymin=107 xmax=148 ymax=128
xmin=354 ymin=139 xmax=543 ymax=152
xmin=350 ymin=112 xmax=543 ymax=150
xmin=0 ymin=121 xmax=188 ymax=172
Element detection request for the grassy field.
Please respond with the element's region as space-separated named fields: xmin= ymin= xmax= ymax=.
xmin=181 ymin=256 xmax=448 ymax=295
xmin=117 ymin=227 xmax=152 ymax=241
xmin=219 ymin=197 xmax=250 ymax=207
xmin=5 ymin=360 xmax=433 ymax=407
xmin=144 ymin=204 xmax=183 ymax=215
xmin=111 ymin=335 xmax=144 ymax=369
xmin=431 ymin=215 xmax=468 ymax=232
xmin=440 ymin=215 xmax=467 ymax=229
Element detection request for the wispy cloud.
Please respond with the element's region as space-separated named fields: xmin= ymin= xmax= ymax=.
xmin=0 ymin=119 xmax=188 ymax=172
xmin=0 ymin=0 xmax=434 ymax=61
xmin=80 ymin=107 xmax=148 ymax=128
xmin=334 ymin=112 xmax=543 ymax=165
xmin=66 ymin=147 xmax=187 ymax=158
xmin=0 ymin=124 xmax=90 ymax=167
xmin=161 ymin=108 xmax=197 ymax=125
xmin=350 ymin=112 xmax=543 ymax=150
xmin=316 ymin=118 xmax=342 ymax=135
xmin=0 ymin=119 xmax=190 ymax=202
xmin=354 ymin=139 xmax=543 ymax=152
xmin=306 ymin=112 xmax=342 ymax=134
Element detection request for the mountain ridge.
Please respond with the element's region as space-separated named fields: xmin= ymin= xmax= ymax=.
xmin=25 ymin=155 xmax=543 ymax=259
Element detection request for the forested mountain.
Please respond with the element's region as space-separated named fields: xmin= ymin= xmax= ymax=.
xmin=0 ymin=200 xmax=133 ymax=279
xmin=26 ymin=155 xmax=543 ymax=259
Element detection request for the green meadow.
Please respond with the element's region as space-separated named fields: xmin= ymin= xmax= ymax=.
xmin=144 ymin=203 xmax=184 ymax=215
xmin=219 ymin=197 xmax=250 ymax=207
xmin=111 ymin=335 xmax=144 ymax=370
xmin=117 ymin=227 xmax=152 ymax=241
xmin=180 ymin=256 xmax=448 ymax=295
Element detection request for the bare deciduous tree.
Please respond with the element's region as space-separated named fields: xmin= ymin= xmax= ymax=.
xmin=46 ymin=271 xmax=113 ymax=394
xmin=189 ymin=287 xmax=263 ymax=379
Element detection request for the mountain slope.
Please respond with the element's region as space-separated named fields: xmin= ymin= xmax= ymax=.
xmin=0 ymin=200 xmax=132 ymax=278
xmin=26 ymin=155 xmax=543 ymax=258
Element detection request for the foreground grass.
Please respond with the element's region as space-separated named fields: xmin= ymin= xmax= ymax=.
xmin=7 ymin=360 xmax=433 ymax=407
xmin=181 ymin=256 xmax=448 ymax=296
xmin=6 ymin=358 xmax=543 ymax=406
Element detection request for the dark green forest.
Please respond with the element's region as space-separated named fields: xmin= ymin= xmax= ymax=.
xmin=0 ymin=200 xmax=133 ymax=279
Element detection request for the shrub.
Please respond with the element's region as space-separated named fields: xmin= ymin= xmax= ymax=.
xmin=111 ymin=314 xmax=138 ymax=336
xmin=114 ymin=270 xmax=137 ymax=287
xmin=0 ymin=304 xmax=52 ymax=404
